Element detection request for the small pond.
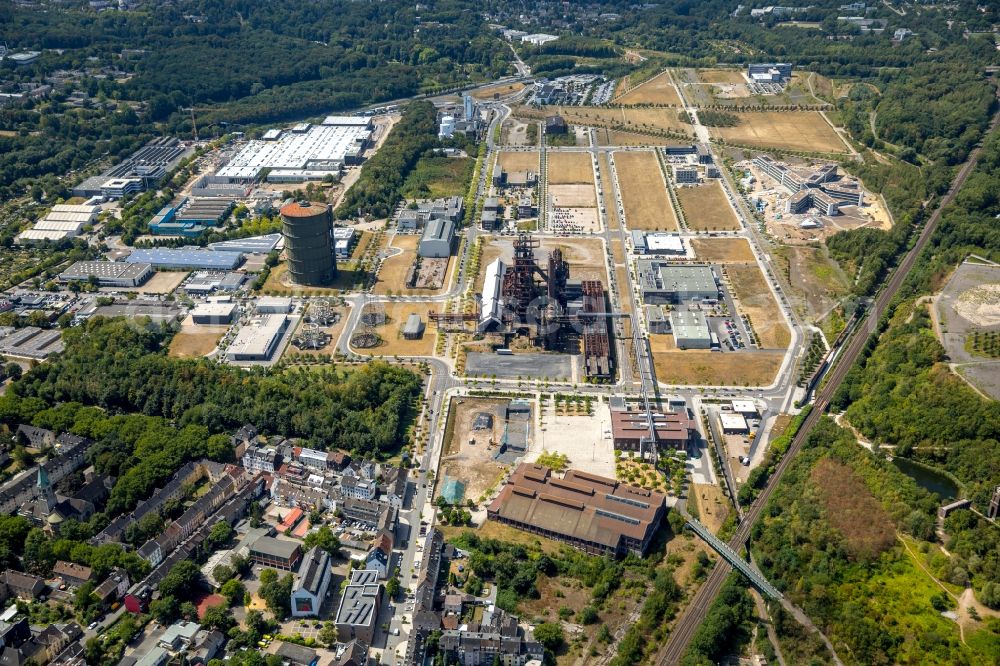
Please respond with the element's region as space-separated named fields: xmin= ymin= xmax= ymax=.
xmin=892 ymin=456 xmax=959 ymax=501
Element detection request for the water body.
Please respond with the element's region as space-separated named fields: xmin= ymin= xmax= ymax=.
xmin=892 ymin=457 xmax=959 ymax=501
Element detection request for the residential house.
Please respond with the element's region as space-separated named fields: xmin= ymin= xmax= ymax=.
xmin=1 ymin=571 xmax=45 ymax=600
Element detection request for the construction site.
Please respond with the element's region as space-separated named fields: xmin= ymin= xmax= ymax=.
xmin=432 ymin=234 xmax=614 ymax=381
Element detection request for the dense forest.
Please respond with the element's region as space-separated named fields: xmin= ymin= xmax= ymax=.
xmin=751 ymin=418 xmax=1000 ymax=664
xmin=335 ymin=101 xmax=439 ymax=219
xmin=834 ymin=305 xmax=1000 ymax=505
xmin=0 ymin=318 xmax=423 ymax=457
xmin=832 ymin=129 xmax=1000 ymax=505
xmin=0 ymin=0 xmax=509 ymax=200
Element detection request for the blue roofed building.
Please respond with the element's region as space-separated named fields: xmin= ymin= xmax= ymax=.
xmin=149 ymin=204 xmax=206 ymax=238
xmin=124 ymin=248 xmax=244 ymax=270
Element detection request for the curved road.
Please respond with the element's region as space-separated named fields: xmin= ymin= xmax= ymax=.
xmin=655 ymin=103 xmax=1000 ymax=665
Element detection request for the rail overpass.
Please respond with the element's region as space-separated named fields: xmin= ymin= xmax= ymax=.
xmin=684 ymin=518 xmax=782 ymax=600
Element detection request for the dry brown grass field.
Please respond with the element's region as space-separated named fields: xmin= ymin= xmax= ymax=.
xmin=614 ymin=151 xmax=677 ymax=231
xmin=653 ymin=350 xmax=784 ymax=386
xmin=811 ymin=458 xmax=895 ymax=560
xmin=690 ymin=237 xmax=756 ymax=263
xmin=439 ymin=522 xmax=564 ymax=555
xmin=354 ymin=302 xmax=436 ymax=357
xmin=615 ymin=70 xmax=682 ymax=105
xmin=611 ymin=239 xmax=625 ymax=265
xmin=727 ymin=264 xmax=791 ymax=349
xmin=594 ymin=128 xmax=690 ymax=147
xmin=471 ymin=81 xmax=525 ymax=100
xmin=676 ymin=181 xmax=741 ymax=231
xmin=372 ymin=235 xmax=418 ymax=295
xmin=692 ymin=483 xmax=730 ymax=534
xmin=697 ymin=69 xmax=745 ymax=85
xmin=498 ymin=151 xmax=539 ymax=173
xmin=710 ymin=111 xmax=848 ymax=154
xmin=547 ymin=152 xmax=594 ymax=184
xmin=517 ymin=105 xmax=691 ymax=136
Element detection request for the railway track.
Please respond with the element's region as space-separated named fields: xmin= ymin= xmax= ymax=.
xmin=655 ymin=105 xmax=1000 ymax=665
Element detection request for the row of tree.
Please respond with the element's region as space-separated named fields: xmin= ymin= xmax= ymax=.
xmin=335 ymin=101 xmax=439 ymax=220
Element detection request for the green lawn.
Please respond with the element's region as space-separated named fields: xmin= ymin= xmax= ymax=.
xmin=402 ymin=156 xmax=473 ymax=199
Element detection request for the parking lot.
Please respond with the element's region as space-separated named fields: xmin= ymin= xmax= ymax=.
xmin=466 ymin=351 xmax=573 ymax=380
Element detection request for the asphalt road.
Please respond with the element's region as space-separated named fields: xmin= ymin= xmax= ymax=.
xmin=654 ymin=99 xmax=1000 ymax=666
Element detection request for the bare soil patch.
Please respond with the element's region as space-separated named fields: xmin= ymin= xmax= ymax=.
xmin=168 ymin=326 xmax=227 ymax=358
xmin=441 ymin=397 xmax=509 ymax=502
xmin=135 ymin=271 xmax=188 ymax=295
xmin=549 ymin=183 xmax=597 ymax=208
xmin=954 ymin=283 xmax=1000 ymax=326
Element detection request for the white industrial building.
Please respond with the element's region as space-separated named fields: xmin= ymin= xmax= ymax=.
xmin=16 ymin=203 xmax=101 ymax=245
xmin=731 ymin=400 xmax=758 ymax=416
xmin=191 ymin=302 xmax=237 ymax=325
xmin=438 ymin=115 xmax=455 ymax=139
xmin=521 ymin=33 xmax=559 ymax=45
xmin=225 ymin=315 xmax=289 ymax=362
xmin=15 ymin=229 xmax=73 ymax=244
xmin=216 ymin=122 xmax=371 ymax=184
xmin=719 ymin=412 xmax=749 ymax=434
xmin=58 ymin=261 xmax=153 ymax=288
xmin=207 ymin=233 xmax=282 ymax=255
xmin=333 ymin=227 xmax=356 ymax=257
xmin=631 ymin=231 xmax=686 ymax=256
xmin=256 ymin=296 xmax=293 ymax=314
xmin=479 ymin=258 xmax=506 ymax=332
xmin=669 ymin=310 xmax=713 ymax=349
xmin=322 ymin=116 xmax=373 ymax=128
xmin=637 ymin=262 xmax=719 ymax=304
xmin=418 ymin=218 xmax=455 ymax=258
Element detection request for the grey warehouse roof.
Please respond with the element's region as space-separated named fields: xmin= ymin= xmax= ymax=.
xmin=250 ymin=536 xmax=301 ymax=559
xmin=60 ymin=261 xmax=151 ymax=282
xmin=421 ymin=218 xmax=455 ymax=242
xmin=208 ymin=234 xmax=282 ymax=254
